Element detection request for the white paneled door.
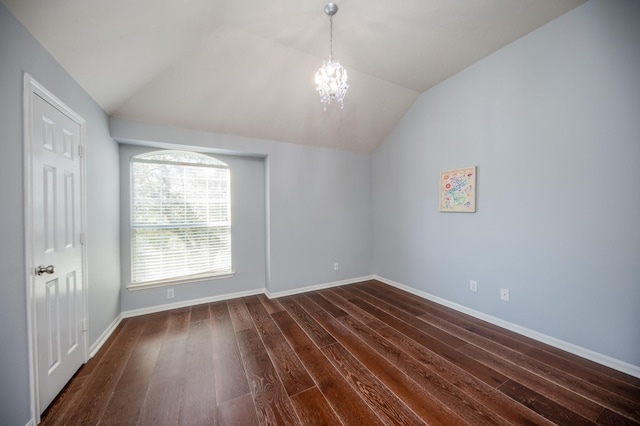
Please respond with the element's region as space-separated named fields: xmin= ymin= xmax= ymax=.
xmin=25 ymin=75 xmax=87 ymax=417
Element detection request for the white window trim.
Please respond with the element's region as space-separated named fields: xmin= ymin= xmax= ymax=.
xmin=128 ymin=150 xmax=233 ymax=288
xmin=126 ymin=271 xmax=236 ymax=291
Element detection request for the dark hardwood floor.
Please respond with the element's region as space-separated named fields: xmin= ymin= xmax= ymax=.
xmin=41 ymin=280 xmax=640 ymax=425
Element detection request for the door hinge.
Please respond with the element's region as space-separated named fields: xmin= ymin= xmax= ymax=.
xmin=79 ymin=232 xmax=86 ymax=245
xmin=82 ymin=319 xmax=88 ymax=331
xmin=78 ymin=145 xmax=84 ymax=158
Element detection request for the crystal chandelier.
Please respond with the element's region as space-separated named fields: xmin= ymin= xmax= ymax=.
xmin=315 ymin=3 xmax=349 ymax=111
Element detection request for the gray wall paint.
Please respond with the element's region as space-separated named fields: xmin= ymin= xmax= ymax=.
xmin=111 ymin=118 xmax=373 ymax=301
xmin=267 ymin=143 xmax=373 ymax=292
xmin=119 ymin=145 xmax=267 ymax=311
xmin=3 ymin=0 xmax=636 ymax=423
xmin=372 ymin=0 xmax=640 ymax=366
xmin=0 ymin=4 xmax=121 ymax=424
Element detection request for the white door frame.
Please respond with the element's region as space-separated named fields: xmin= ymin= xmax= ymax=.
xmin=23 ymin=73 xmax=89 ymax=422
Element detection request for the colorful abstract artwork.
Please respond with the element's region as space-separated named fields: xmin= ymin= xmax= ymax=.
xmin=439 ymin=166 xmax=476 ymax=212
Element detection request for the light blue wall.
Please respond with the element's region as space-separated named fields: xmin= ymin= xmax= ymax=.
xmin=119 ymin=145 xmax=267 ymax=311
xmin=111 ymin=118 xmax=373 ymax=303
xmin=267 ymin=142 xmax=373 ymax=292
xmin=372 ymin=0 xmax=640 ymax=367
xmin=0 ymin=4 xmax=121 ymax=424
xmin=3 ymin=0 xmax=637 ymax=422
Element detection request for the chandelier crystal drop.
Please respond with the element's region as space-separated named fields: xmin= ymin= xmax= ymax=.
xmin=315 ymin=3 xmax=349 ymax=111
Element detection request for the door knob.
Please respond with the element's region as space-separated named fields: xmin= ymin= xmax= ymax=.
xmin=36 ymin=265 xmax=55 ymax=276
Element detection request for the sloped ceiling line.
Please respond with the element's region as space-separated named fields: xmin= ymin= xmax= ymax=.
xmin=2 ymin=0 xmax=586 ymax=152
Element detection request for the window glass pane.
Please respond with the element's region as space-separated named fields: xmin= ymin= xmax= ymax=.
xmin=132 ymin=226 xmax=231 ymax=283
xmin=130 ymin=151 xmax=231 ymax=284
xmin=138 ymin=150 xmax=227 ymax=166
xmin=132 ymin=163 xmax=229 ymax=226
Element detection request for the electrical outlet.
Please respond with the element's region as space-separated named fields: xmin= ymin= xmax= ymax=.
xmin=470 ymin=280 xmax=478 ymax=292
xmin=500 ymin=288 xmax=510 ymax=302
xmin=167 ymin=288 xmax=175 ymax=299
xmin=334 ymin=263 xmax=339 ymax=271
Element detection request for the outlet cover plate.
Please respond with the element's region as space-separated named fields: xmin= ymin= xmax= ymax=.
xmin=500 ymin=288 xmax=510 ymax=301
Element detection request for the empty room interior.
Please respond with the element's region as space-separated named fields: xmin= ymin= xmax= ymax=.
xmin=1 ymin=0 xmax=639 ymax=425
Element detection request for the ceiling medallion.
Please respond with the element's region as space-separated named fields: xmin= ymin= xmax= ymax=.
xmin=314 ymin=3 xmax=349 ymax=111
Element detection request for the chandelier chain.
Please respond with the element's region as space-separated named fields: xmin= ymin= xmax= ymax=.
xmin=330 ymin=15 xmax=334 ymax=60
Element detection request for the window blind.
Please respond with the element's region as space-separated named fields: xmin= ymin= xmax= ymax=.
xmin=131 ymin=152 xmax=231 ymax=284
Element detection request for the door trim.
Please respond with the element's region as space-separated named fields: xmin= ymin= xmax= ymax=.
xmin=23 ymin=73 xmax=89 ymax=422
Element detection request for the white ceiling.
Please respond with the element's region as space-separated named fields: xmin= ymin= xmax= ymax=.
xmin=3 ymin=0 xmax=586 ymax=152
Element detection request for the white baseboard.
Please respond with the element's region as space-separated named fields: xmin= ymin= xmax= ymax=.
xmin=87 ymin=274 xmax=640 ymax=380
xmin=89 ymin=314 xmax=123 ymax=358
xmin=25 ymin=418 xmax=35 ymax=426
xmin=375 ymin=275 xmax=640 ymax=379
xmin=120 ymin=276 xmax=374 ymax=318
xmin=265 ymin=275 xmax=374 ymax=299
xmin=120 ymin=288 xmax=265 ymax=318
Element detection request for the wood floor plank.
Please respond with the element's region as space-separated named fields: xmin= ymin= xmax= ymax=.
xmin=411 ymin=302 xmax=607 ymax=420
xmin=39 ymin=373 xmax=89 ymax=425
xmin=306 ymin=291 xmax=348 ymax=318
xmin=228 ymin=298 xmax=254 ymax=332
xmin=289 ymin=293 xmax=325 ymax=313
xmin=236 ymin=327 xmax=300 ymax=425
xmin=318 ymin=289 xmax=531 ymax=423
xmin=98 ymin=312 xmax=169 ymax=425
xmin=138 ymin=334 xmax=188 ymax=425
xmin=370 ymin=327 xmax=547 ymax=425
xmin=416 ymin=308 xmax=533 ymax=358
xmin=244 ymin=296 xmax=315 ymax=396
xmin=351 ymin=281 xmax=430 ymax=316
xmin=460 ymin=341 xmax=605 ymax=421
xmin=421 ymin=302 xmax=639 ymax=419
xmin=164 ymin=307 xmax=192 ymax=341
xmin=322 ymin=342 xmax=427 ymax=426
xmin=74 ymin=319 xmax=126 ymax=378
xmin=218 ymin=394 xmax=258 ymax=426
xmin=338 ymin=313 xmax=528 ymax=426
xmin=541 ymin=345 xmax=640 ymax=389
xmin=326 ymin=285 xmax=358 ymax=300
xmin=318 ymin=288 xmax=389 ymax=330
xmin=190 ymin=302 xmax=211 ymax=323
xmin=368 ymin=281 xmax=543 ymax=353
xmin=211 ymin=302 xmax=250 ymax=404
xmin=257 ymin=293 xmax=285 ymax=314
xmin=290 ymin=387 xmax=343 ymax=426
xmin=278 ymin=296 xmax=337 ymax=347
xmin=597 ymin=407 xmax=640 ymax=426
xmin=500 ymin=379 xmax=598 ymax=425
xmin=271 ymin=310 xmax=385 ymax=426
xmin=460 ymin=332 xmax=640 ymax=422
xmin=41 ymin=280 xmax=640 ymax=426
xmin=348 ymin=295 xmax=508 ymax=388
xmin=345 ymin=284 xmax=468 ymax=349
xmin=311 ymin=309 xmax=467 ymax=426
xmin=178 ymin=319 xmax=217 ymax=425
xmin=48 ymin=316 xmax=146 ymax=425
xmin=525 ymin=346 xmax=640 ymax=402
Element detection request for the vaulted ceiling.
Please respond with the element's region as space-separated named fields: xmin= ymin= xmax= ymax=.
xmin=3 ymin=0 xmax=585 ymax=152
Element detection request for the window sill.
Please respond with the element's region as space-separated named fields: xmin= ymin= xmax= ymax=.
xmin=127 ymin=271 xmax=235 ymax=291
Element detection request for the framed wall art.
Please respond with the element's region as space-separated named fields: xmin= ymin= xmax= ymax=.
xmin=439 ymin=166 xmax=476 ymax=212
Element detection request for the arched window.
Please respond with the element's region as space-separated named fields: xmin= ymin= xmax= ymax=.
xmin=130 ymin=150 xmax=231 ymax=284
